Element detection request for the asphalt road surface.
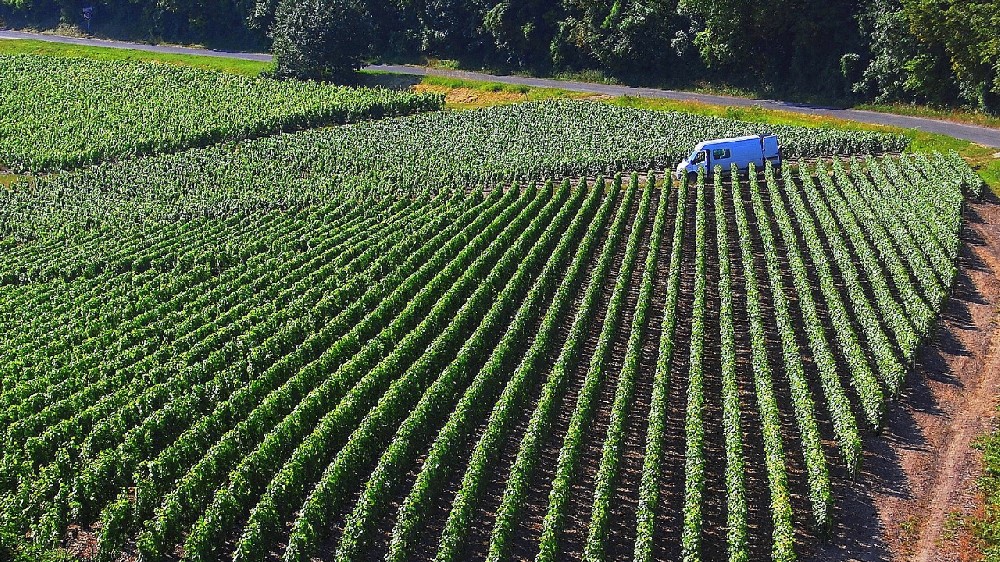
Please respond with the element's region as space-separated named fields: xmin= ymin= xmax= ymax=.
xmin=4 ymin=29 xmax=999 ymax=148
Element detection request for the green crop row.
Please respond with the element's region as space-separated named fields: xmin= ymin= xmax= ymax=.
xmin=0 ymin=54 xmax=443 ymax=173
xmin=0 ymin=100 xmax=907 ymax=244
xmin=0 ymin=153 xmax=978 ymax=562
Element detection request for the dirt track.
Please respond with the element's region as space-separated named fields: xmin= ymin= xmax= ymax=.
xmin=810 ymin=193 xmax=1000 ymax=561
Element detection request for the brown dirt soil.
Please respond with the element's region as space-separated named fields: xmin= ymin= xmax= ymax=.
xmin=808 ymin=193 xmax=1000 ymax=562
xmin=414 ymin=84 xmax=529 ymax=108
xmin=1 ymin=172 xmax=21 ymax=187
xmin=412 ymin=84 xmax=607 ymax=110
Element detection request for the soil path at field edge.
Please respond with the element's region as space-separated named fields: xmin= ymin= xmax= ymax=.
xmin=809 ymin=194 xmax=1000 ymax=561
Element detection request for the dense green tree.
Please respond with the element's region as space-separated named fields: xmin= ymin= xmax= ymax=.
xmin=553 ymin=0 xmax=679 ymax=75
xmin=270 ymin=0 xmax=372 ymax=80
xmin=903 ymin=0 xmax=1000 ymax=111
xmin=406 ymin=0 xmax=494 ymax=59
xmin=674 ymin=0 xmax=750 ymax=70
xmin=0 ymin=0 xmax=261 ymax=47
xmin=482 ymin=0 xmax=561 ymax=68
xmin=1 ymin=0 xmax=998 ymax=112
xmin=849 ymin=0 xmax=915 ymax=103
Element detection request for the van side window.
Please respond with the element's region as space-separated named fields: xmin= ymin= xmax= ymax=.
xmin=712 ymin=148 xmax=732 ymax=160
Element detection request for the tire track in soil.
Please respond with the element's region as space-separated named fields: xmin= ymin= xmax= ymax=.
xmin=652 ymin=179 xmax=696 ymax=562
xmin=558 ymin=187 xmax=658 ymax=560
xmin=503 ymin=187 xmax=640 ymax=562
xmin=603 ymin=184 xmax=675 ymax=559
xmin=910 ymin=236 xmax=1000 ymax=562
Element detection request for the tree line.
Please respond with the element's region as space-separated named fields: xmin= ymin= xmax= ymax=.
xmin=2 ymin=0 xmax=997 ymax=111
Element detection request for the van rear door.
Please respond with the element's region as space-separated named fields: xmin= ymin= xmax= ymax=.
xmin=761 ymin=135 xmax=779 ymax=159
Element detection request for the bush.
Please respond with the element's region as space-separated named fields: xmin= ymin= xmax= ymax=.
xmin=270 ymin=0 xmax=372 ymax=81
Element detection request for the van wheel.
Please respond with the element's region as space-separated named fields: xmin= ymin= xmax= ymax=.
xmin=687 ymin=172 xmax=697 ymax=184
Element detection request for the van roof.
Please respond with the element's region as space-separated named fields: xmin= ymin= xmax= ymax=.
xmin=693 ymin=135 xmax=762 ymax=150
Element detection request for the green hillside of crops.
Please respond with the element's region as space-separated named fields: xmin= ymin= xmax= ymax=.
xmin=0 ymin=55 xmax=442 ymax=173
xmin=0 ymin=51 xmax=988 ymax=562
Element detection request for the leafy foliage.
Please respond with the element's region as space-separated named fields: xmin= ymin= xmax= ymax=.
xmin=269 ymin=0 xmax=372 ymax=80
xmin=0 ymin=54 xmax=442 ymax=173
xmin=0 ymin=96 xmax=975 ymax=562
xmin=0 ymin=100 xmax=906 ymax=242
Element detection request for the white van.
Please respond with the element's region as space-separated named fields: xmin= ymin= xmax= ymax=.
xmin=673 ymin=135 xmax=781 ymax=182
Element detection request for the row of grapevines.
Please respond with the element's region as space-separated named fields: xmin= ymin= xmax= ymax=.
xmin=790 ymin=164 xmax=906 ymax=396
xmin=584 ymin=174 xmax=666 ymax=562
xmin=809 ymin=162 xmax=920 ymax=364
xmin=139 ymin=187 xmax=547 ymax=561
xmin=535 ymin=177 xmax=652 ymax=562
xmin=486 ymin=177 xmax=636 ymax=562
xmin=311 ymin=181 xmax=594 ymax=561
xmin=749 ymin=165 xmax=832 ymax=530
xmin=421 ymin=180 xmax=619 ymax=562
xmin=0 ymin=55 xmax=444 ymax=172
xmin=681 ymin=169 xmax=707 ymax=561
xmin=731 ymin=167 xmax=796 ymax=562
xmin=764 ymin=164 xmax=872 ymax=452
xmin=633 ymin=172 xmax=688 ymax=562
xmin=714 ymin=169 xmax=748 ymax=562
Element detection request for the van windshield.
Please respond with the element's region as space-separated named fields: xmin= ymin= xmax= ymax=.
xmin=692 ymin=151 xmax=706 ymax=164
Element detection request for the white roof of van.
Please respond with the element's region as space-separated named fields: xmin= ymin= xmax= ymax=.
xmin=693 ymin=135 xmax=761 ymax=150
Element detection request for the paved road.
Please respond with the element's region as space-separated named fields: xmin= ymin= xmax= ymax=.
xmin=371 ymin=65 xmax=1000 ymax=148
xmin=4 ymin=29 xmax=1000 ymax=148
xmin=0 ymin=29 xmax=272 ymax=61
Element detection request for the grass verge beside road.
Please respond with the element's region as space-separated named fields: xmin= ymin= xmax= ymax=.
xmin=976 ymin=417 xmax=1000 ymax=560
xmin=0 ymin=173 xmax=21 ymax=188
xmin=859 ymin=103 xmax=1000 ymax=130
xmin=0 ymin=38 xmax=270 ymax=75
xmin=412 ymin=75 xmax=594 ymax=109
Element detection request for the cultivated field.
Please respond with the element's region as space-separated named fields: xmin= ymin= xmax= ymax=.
xmin=0 ymin=55 xmax=990 ymax=562
xmin=0 ymin=55 xmax=443 ymax=173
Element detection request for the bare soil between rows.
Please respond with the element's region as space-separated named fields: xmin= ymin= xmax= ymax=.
xmin=807 ymin=193 xmax=1000 ymax=562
